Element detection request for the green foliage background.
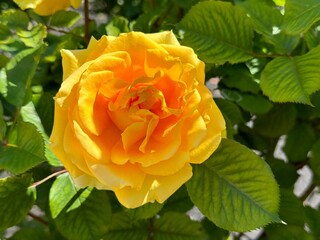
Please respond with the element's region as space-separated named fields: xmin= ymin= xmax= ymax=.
xmin=1 ymin=0 xmax=320 ymax=239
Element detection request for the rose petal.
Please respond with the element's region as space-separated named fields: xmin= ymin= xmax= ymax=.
xmin=114 ymin=163 xmax=192 ymax=208
xmin=145 ymin=31 xmax=180 ymax=46
xmin=141 ymin=151 xmax=190 ymax=176
xmin=61 ymin=38 xmax=98 ymax=80
xmin=90 ymin=162 xmax=146 ymax=189
xmin=189 ymin=85 xmax=225 ymax=164
xmin=77 ymin=71 xmax=114 ymax=135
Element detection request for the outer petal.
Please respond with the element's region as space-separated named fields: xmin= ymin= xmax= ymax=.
xmin=70 ymin=0 xmax=82 ymax=8
xmin=141 ymin=151 xmax=190 ymax=176
xmin=114 ymin=163 xmax=193 ymax=208
xmin=33 ymin=0 xmax=70 ymax=15
xmin=90 ymin=162 xmax=146 ymax=189
xmin=189 ymin=85 xmax=225 ymax=164
xmin=145 ymin=31 xmax=180 ymax=46
xmin=61 ymin=37 xmax=98 ymax=81
xmin=13 ymin=0 xmax=42 ymax=10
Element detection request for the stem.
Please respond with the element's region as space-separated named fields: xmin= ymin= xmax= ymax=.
xmin=84 ymin=0 xmax=90 ymax=44
xmin=5 ymin=107 xmax=21 ymax=140
xmin=149 ymin=0 xmax=154 ymax=9
xmin=300 ymin=183 xmax=317 ymax=202
xmin=147 ymin=217 xmax=154 ymax=240
xmin=28 ymin=212 xmax=48 ymax=226
xmin=30 ymin=169 xmax=67 ymax=188
xmin=46 ymin=26 xmax=83 ymax=40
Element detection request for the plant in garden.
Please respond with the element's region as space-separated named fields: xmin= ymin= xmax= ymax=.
xmin=0 ymin=0 xmax=319 ymax=239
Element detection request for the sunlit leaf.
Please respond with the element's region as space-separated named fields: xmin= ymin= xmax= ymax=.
xmin=261 ymin=45 xmax=320 ymax=104
xmin=0 ymin=174 xmax=36 ymax=231
xmin=0 ymin=121 xmax=45 ymax=174
xmin=177 ymin=1 xmax=253 ymax=64
xmin=52 ymin=177 xmax=112 ymax=240
xmin=50 ymin=10 xmax=81 ymax=28
xmin=239 ymin=0 xmax=299 ymax=53
xmin=5 ymin=45 xmax=44 ymax=106
xmin=187 ymin=139 xmax=280 ymax=231
xmin=283 ymin=0 xmax=320 ymax=34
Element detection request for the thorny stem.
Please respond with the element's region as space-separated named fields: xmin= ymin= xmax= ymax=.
xmin=147 ymin=217 xmax=155 ymax=240
xmin=84 ymin=0 xmax=90 ymax=44
xmin=30 ymin=169 xmax=67 ymax=188
xmin=28 ymin=212 xmax=48 ymax=226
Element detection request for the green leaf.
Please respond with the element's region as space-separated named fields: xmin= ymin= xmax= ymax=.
xmin=153 ymin=212 xmax=207 ymax=240
xmin=265 ymin=224 xmax=314 ymax=240
xmin=261 ymin=45 xmax=320 ymax=104
xmin=49 ymin=173 xmax=80 ymax=219
xmin=279 ymin=189 xmax=305 ymax=227
xmin=239 ymin=0 xmax=299 ymax=53
xmin=173 ymin=0 xmax=200 ymax=9
xmin=10 ymin=227 xmax=51 ymax=240
xmin=103 ymin=212 xmax=148 ymax=240
xmin=283 ymin=123 xmax=316 ymax=162
xmin=177 ymin=1 xmax=253 ymax=64
xmin=17 ymin=24 xmax=47 ymax=48
xmin=0 ymin=23 xmax=12 ymax=44
xmin=21 ymin=101 xmax=61 ymax=166
xmin=283 ymin=0 xmax=320 ymax=34
xmin=0 ymin=174 xmax=36 ymax=231
xmin=53 ymin=185 xmax=112 ymax=240
xmin=219 ymin=65 xmax=260 ymax=94
xmin=0 ymin=9 xmax=29 ymax=29
xmin=310 ymin=139 xmax=320 ymax=184
xmin=162 ymin=184 xmax=195 ymax=213
xmin=0 ymin=102 xmax=6 ymax=141
xmin=305 ymin=206 xmax=320 ymax=237
xmin=269 ymin=159 xmax=298 ymax=188
xmin=253 ymin=103 xmax=297 ymax=138
xmin=132 ymin=12 xmax=159 ymax=33
xmin=305 ymin=25 xmax=320 ymax=50
xmin=202 ymin=218 xmax=230 ymax=240
xmin=125 ymin=202 xmax=163 ymax=221
xmin=33 ymin=91 xmax=54 ymax=135
xmin=5 ymin=45 xmax=43 ymax=107
xmin=221 ymin=89 xmax=273 ymax=114
xmin=273 ymin=0 xmax=285 ymax=6
xmin=106 ymin=16 xmax=130 ymax=36
xmin=214 ymin=98 xmax=245 ymax=125
xmin=0 ymin=54 xmax=9 ymax=68
xmin=186 ymin=138 xmax=280 ymax=231
xmin=0 ymin=121 xmax=45 ymax=174
xmin=50 ymin=10 xmax=81 ymax=28
xmin=201 ymin=218 xmax=229 ymax=240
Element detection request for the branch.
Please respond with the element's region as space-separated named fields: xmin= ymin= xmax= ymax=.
xmin=28 ymin=212 xmax=48 ymax=226
xmin=30 ymin=169 xmax=67 ymax=188
xmin=84 ymin=0 xmax=90 ymax=44
xmin=147 ymin=217 xmax=154 ymax=240
xmin=300 ymin=183 xmax=317 ymax=202
xmin=46 ymin=26 xmax=83 ymax=40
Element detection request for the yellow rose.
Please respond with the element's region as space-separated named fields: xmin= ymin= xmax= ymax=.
xmin=50 ymin=31 xmax=225 ymax=208
xmin=14 ymin=0 xmax=82 ymax=16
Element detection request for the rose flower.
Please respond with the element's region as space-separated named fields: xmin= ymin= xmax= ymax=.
xmin=50 ymin=31 xmax=225 ymax=208
xmin=13 ymin=0 xmax=82 ymax=16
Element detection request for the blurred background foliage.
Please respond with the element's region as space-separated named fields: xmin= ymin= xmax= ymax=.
xmin=1 ymin=0 xmax=320 ymax=239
